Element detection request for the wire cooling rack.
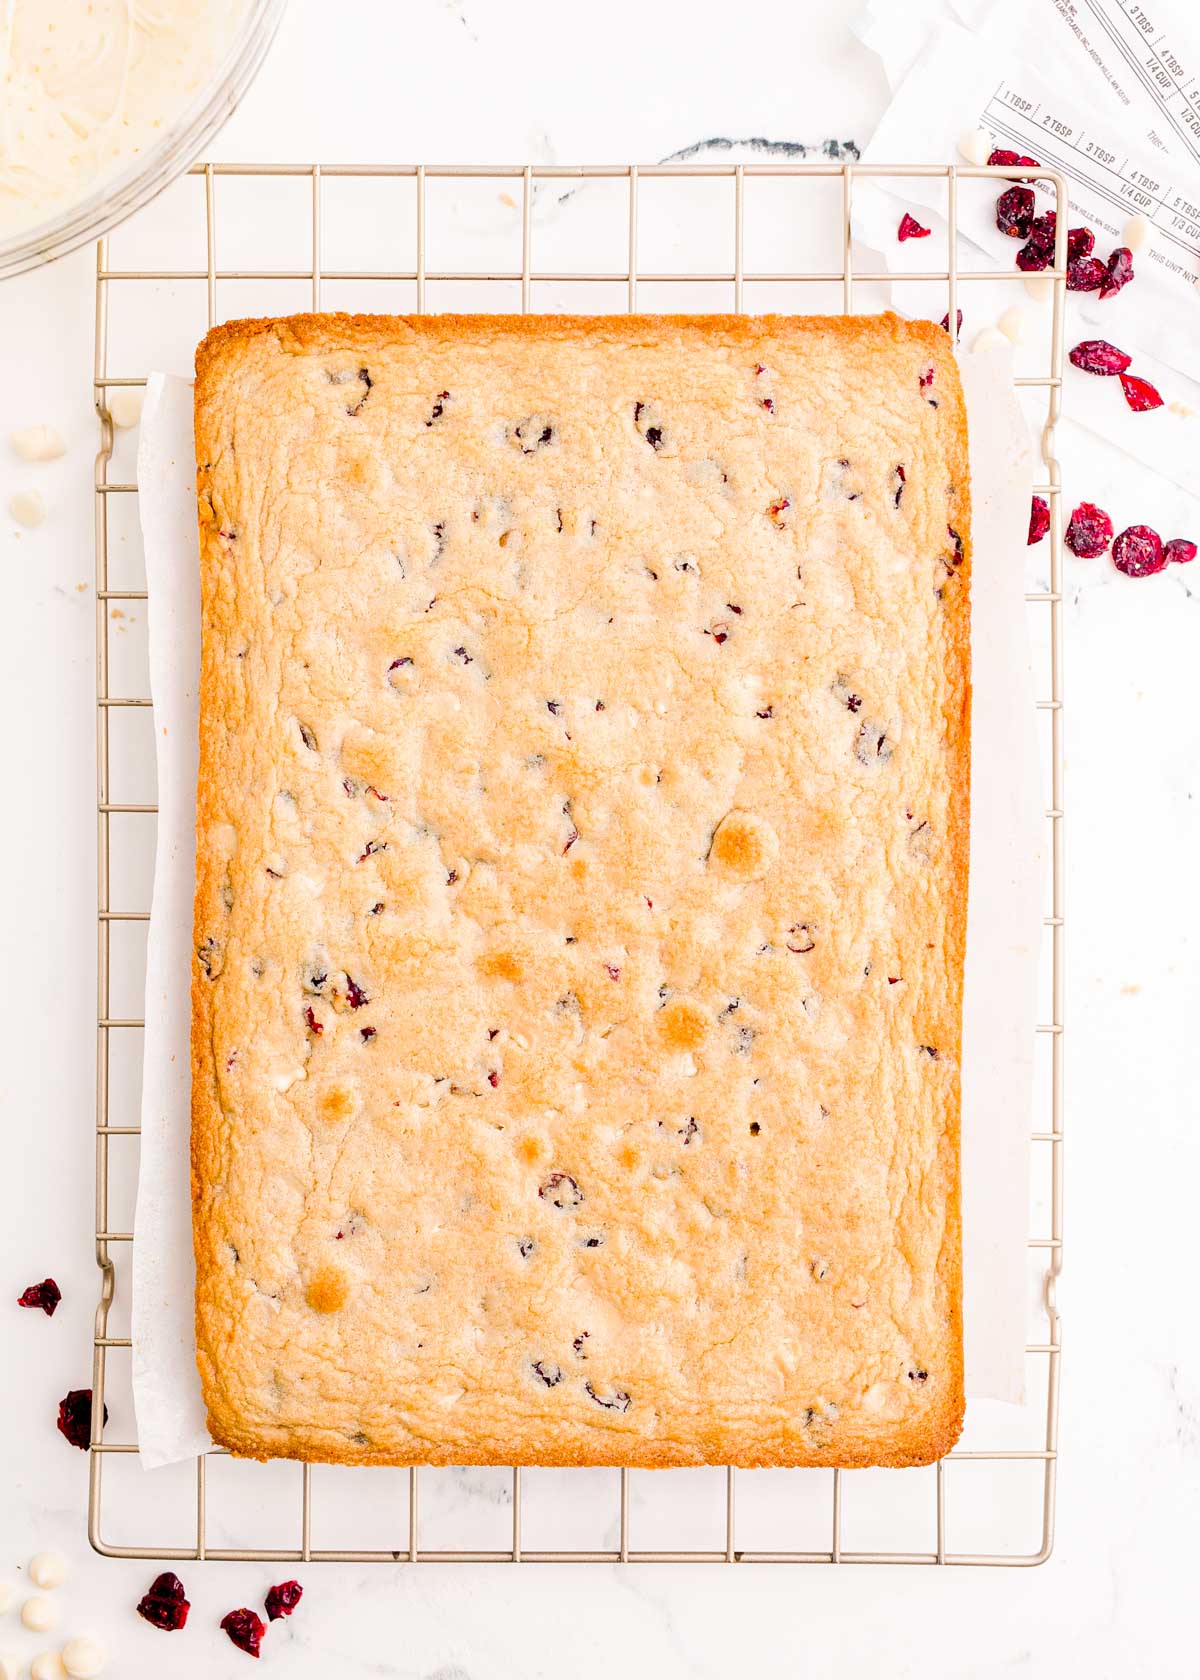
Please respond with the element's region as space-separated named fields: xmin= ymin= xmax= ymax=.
xmin=90 ymin=160 xmax=1065 ymax=1566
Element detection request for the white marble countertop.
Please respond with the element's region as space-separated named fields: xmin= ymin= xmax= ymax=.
xmin=1 ymin=1 xmax=1198 ymax=1675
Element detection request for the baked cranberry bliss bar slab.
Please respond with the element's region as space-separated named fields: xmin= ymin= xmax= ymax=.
xmin=191 ymin=313 xmax=970 ymax=1468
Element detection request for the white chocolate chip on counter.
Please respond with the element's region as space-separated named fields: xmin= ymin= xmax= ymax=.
xmin=1023 ymin=273 xmax=1054 ymax=303
xmin=22 ymin=1595 xmax=58 ymax=1632
xmin=107 ymin=387 xmax=145 ymax=430
xmin=970 ymin=326 xmax=1009 ymax=353
xmin=61 ymin=1637 xmax=107 ymax=1679
xmin=0 ymin=1653 xmax=21 ymax=1680
xmin=998 ymin=305 xmax=1031 ymax=345
xmin=9 ymin=489 xmax=46 ymax=527
xmin=957 ymin=127 xmax=992 ymax=166
xmin=31 ymin=1653 xmax=68 ymax=1680
xmin=0 ymin=1582 xmax=14 ymax=1612
xmin=1122 ymin=214 xmax=1150 ymax=251
xmin=9 ymin=424 xmax=66 ymax=462
xmin=28 ymin=1553 xmax=68 ymax=1591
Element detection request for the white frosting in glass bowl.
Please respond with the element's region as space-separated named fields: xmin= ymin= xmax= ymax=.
xmin=0 ymin=0 xmax=257 ymax=244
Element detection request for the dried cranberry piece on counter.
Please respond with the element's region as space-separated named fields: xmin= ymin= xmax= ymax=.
xmin=1016 ymin=211 xmax=1057 ymax=271
xmin=56 ymin=1388 xmax=106 ymax=1449
xmin=1099 ymin=246 xmax=1134 ymax=299
xmin=1068 ymin=340 xmax=1132 ymax=376
xmin=988 ymin=148 xmax=1041 ymax=169
xmin=1111 ymin=525 xmax=1166 ymax=577
xmin=995 ymin=185 xmax=1035 ymax=238
xmin=1064 ymin=503 xmax=1113 ymax=558
xmin=1118 ymin=373 xmax=1164 ymax=413
xmin=18 ymin=1278 xmax=61 ymax=1315
xmin=1067 ymin=225 xmax=1095 ymax=261
xmin=939 ymin=308 xmax=963 ymax=337
xmin=897 ymin=212 xmax=930 ymax=241
xmin=1066 ymin=257 xmax=1107 ymax=292
xmin=1165 ymin=538 xmax=1197 ymax=565
xmin=137 ymin=1572 xmax=191 ymax=1632
xmin=1028 ymin=210 xmax=1057 ymax=250
xmin=1015 ymin=240 xmax=1051 ymax=273
xmin=1027 ymin=496 xmax=1050 ymax=546
xmin=265 ymin=1580 xmax=303 ymax=1621
xmin=221 ymin=1608 xmax=266 ymax=1658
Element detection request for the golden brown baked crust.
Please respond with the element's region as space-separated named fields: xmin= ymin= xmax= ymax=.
xmin=191 ymin=311 xmax=970 ymax=1468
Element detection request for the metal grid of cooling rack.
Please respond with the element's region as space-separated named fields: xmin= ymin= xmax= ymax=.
xmin=89 ymin=160 xmax=1065 ymax=1566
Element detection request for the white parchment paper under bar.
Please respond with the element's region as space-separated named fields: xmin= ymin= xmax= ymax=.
xmin=132 ymin=373 xmax=211 ymax=1466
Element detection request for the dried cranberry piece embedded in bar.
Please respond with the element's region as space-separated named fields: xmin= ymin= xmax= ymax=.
xmin=584 ymin=1379 xmax=632 ymax=1412
xmin=539 ymin=1172 xmax=583 ymax=1209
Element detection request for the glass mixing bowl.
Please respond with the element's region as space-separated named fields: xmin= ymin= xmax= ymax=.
xmin=0 ymin=0 xmax=287 ymax=281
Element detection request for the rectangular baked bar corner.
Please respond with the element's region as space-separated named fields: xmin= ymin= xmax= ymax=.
xmin=191 ymin=312 xmax=969 ymax=1468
